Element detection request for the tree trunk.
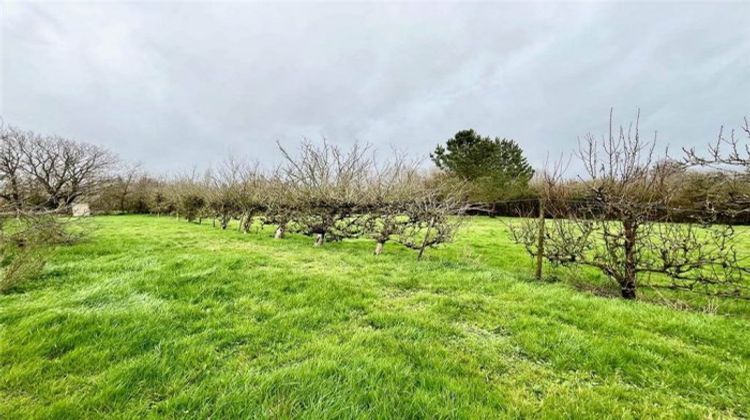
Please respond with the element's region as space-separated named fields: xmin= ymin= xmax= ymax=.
xmin=274 ymin=225 xmax=285 ymax=239
xmin=242 ymin=213 xmax=252 ymax=233
xmin=621 ymin=282 xmax=637 ymax=299
xmin=314 ymin=233 xmax=325 ymax=247
xmin=374 ymin=241 xmax=384 ymax=255
xmin=417 ymin=217 xmax=435 ymax=260
xmin=535 ymin=198 xmax=545 ymax=281
xmin=621 ymin=218 xmax=638 ymax=300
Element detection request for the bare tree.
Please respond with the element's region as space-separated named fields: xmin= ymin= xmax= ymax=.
xmin=362 ymin=152 xmax=422 ymax=255
xmin=148 ymin=178 xmax=171 ymax=216
xmin=20 ymin=134 xmax=117 ymax=209
xmin=278 ymin=140 xmax=372 ymax=246
xmin=396 ymin=183 xmax=466 ymax=260
xmin=206 ymin=157 xmax=246 ymax=229
xmin=684 ymin=116 xmax=750 ymax=218
xmin=0 ymin=125 xmax=28 ymax=211
xmin=114 ymin=162 xmax=143 ymax=213
xmin=510 ymin=110 xmax=747 ymax=299
xmin=236 ymin=163 xmax=267 ymax=234
xmin=168 ymin=169 xmax=207 ymax=223
xmin=686 ymin=117 xmax=750 ymax=168
xmin=263 ymin=171 xmax=297 ymax=239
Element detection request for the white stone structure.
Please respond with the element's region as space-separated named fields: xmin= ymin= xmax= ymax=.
xmin=72 ymin=203 xmax=91 ymax=217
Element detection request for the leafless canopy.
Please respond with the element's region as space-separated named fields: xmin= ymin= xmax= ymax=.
xmin=510 ymin=110 xmax=748 ymax=300
xmin=685 ymin=117 xmax=750 ymax=168
xmin=0 ymin=124 xmax=117 ymax=211
xmin=684 ymin=116 xmax=750 ymax=218
xmin=278 ymin=140 xmax=373 ymax=245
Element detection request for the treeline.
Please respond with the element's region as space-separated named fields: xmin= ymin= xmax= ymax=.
xmin=0 ymin=124 xmax=468 ymax=294
xmin=90 ymin=141 xmax=466 ymax=258
xmin=486 ymin=170 xmax=750 ymax=224
xmin=10 ymin=122 xmax=740 ymax=226
xmin=425 ymin=127 xmax=750 ymax=224
xmin=2 ymin=114 xmax=749 ymax=299
xmin=0 ymin=124 xmax=469 ymax=258
xmin=95 ymin=169 xmax=750 ymax=224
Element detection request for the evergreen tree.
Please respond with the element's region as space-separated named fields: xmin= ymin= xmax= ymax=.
xmin=431 ymin=129 xmax=534 ymax=202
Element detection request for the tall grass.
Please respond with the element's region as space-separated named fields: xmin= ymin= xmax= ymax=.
xmin=1 ymin=215 xmax=748 ymax=418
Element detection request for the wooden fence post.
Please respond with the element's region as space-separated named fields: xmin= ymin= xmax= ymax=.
xmin=535 ymin=198 xmax=545 ymax=281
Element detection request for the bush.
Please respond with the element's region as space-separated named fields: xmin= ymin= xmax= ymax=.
xmin=0 ymin=211 xmax=80 ymax=293
xmin=0 ymin=247 xmax=45 ymax=293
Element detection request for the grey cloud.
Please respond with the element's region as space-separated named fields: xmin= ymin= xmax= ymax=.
xmin=2 ymin=1 xmax=749 ymax=174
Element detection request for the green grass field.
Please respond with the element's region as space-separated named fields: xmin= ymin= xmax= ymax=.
xmin=1 ymin=215 xmax=749 ymax=418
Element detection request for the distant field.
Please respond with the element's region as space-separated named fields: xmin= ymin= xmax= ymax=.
xmin=1 ymin=215 xmax=749 ymax=418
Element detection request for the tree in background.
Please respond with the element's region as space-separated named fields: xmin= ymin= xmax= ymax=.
xmin=21 ymin=135 xmax=116 ymax=209
xmin=236 ymin=164 xmax=267 ymax=234
xmin=205 ymin=157 xmax=247 ymax=230
xmin=363 ymin=152 xmax=422 ymax=255
xmin=0 ymin=126 xmax=28 ymax=212
xmin=113 ymin=163 xmax=142 ymax=213
xmin=263 ymin=172 xmax=297 ymax=239
xmin=167 ymin=170 xmax=207 ymax=223
xmin=431 ymin=129 xmax=534 ymax=206
xmin=278 ymin=140 xmax=372 ymax=246
xmin=685 ymin=116 xmax=750 ymax=220
xmin=0 ymin=125 xmax=117 ymax=211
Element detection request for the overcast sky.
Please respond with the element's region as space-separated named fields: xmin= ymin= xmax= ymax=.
xmin=2 ymin=1 xmax=749 ymax=173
